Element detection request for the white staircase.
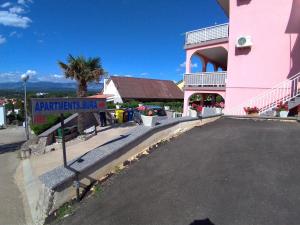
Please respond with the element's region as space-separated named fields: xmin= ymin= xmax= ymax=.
xmin=288 ymin=96 xmax=300 ymax=110
xmin=227 ymin=72 xmax=300 ymax=115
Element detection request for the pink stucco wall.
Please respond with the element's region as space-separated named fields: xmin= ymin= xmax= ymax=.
xmin=225 ymin=0 xmax=300 ymax=113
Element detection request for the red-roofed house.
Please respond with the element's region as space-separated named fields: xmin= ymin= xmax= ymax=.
xmin=102 ymin=76 xmax=183 ymax=103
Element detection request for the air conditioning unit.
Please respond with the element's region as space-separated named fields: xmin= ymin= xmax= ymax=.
xmin=236 ymin=36 xmax=252 ymax=48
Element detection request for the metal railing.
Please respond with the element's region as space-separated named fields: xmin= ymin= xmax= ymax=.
xmin=185 ymin=23 xmax=229 ymax=46
xmin=184 ymin=72 xmax=227 ymax=87
xmin=227 ymin=72 xmax=300 ymax=115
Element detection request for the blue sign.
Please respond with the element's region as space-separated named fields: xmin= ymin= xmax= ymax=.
xmin=32 ymin=97 xmax=107 ymax=116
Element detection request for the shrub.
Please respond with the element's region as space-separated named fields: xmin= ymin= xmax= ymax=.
xmin=244 ymin=106 xmax=260 ymax=114
xmin=216 ymin=95 xmax=223 ymax=103
xmin=30 ymin=114 xmax=71 ymax=135
xmin=275 ymin=101 xmax=288 ymax=112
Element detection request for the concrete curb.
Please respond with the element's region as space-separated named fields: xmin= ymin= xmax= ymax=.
xmin=223 ymin=115 xmax=300 ymax=122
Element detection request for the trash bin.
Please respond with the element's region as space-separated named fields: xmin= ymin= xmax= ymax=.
xmin=115 ymin=109 xmax=124 ymax=123
xmin=123 ymin=110 xmax=129 ymax=122
xmin=57 ymin=128 xmax=62 ymax=138
xmin=127 ymin=109 xmax=134 ymax=121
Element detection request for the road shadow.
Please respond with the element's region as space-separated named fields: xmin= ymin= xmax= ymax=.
xmin=189 ymin=218 xmax=215 ymax=225
xmin=0 ymin=141 xmax=25 ymax=154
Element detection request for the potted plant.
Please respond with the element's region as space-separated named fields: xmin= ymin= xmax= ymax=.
xmin=164 ymin=105 xmax=170 ymax=111
xmin=244 ymin=106 xmax=260 ymax=116
xmin=138 ymin=106 xmax=158 ymax=127
xmin=189 ymin=103 xmax=202 ymax=117
xmin=215 ymin=102 xmax=225 ymax=114
xmin=276 ymin=102 xmax=289 ymax=117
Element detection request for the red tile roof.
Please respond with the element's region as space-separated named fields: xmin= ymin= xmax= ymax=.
xmin=87 ymin=94 xmax=113 ymax=99
xmin=110 ymin=76 xmax=183 ymax=100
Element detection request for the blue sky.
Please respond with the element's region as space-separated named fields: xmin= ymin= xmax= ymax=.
xmin=0 ymin=0 xmax=227 ymax=83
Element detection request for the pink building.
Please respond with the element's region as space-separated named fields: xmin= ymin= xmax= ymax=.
xmin=183 ymin=0 xmax=300 ymax=116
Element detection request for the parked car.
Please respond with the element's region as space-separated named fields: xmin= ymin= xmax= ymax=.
xmin=133 ymin=105 xmax=167 ymax=125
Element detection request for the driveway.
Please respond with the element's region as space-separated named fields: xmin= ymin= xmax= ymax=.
xmin=0 ymin=127 xmax=26 ymax=225
xmin=54 ymin=118 xmax=300 ymax=225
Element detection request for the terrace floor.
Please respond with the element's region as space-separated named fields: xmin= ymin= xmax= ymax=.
xmin=53 ymin=118 xmax=300 ymax=225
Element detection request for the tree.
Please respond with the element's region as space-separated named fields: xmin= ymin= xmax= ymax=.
xmin=58 ymin=54 xmax=105 ymax=133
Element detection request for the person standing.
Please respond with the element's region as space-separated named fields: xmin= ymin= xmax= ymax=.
xmin=99 ymin=111 xmax=107 ymax=127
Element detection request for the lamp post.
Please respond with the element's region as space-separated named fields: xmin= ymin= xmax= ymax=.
xmin=21 ymin=73 xmax=30 ymax=140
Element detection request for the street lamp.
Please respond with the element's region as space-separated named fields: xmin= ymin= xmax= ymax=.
xmin=21 ymin=73 xmax=30 ymax=140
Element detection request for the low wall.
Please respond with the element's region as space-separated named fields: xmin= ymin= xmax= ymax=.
xmin=20 ymin=115 xmax=221 ymax=225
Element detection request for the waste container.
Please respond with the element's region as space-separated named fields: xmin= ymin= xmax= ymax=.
xmin=115 ymin=109 xmax=124 ymax=123
xmin=123 ymin=110 xmax=128 ymax=123
xmin=57 ymin=128 xmax=62 ymax=138
xmin=57 ymin=127 xmax=72 ymax=138
xmin=127 ymin=109 xmax=134 ymax=121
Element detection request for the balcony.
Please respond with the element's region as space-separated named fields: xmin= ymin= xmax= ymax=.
xmin=184 ymin=72 xmax=227 ymax=89
xmin=185 ymin=23 xmax=229 ymax=48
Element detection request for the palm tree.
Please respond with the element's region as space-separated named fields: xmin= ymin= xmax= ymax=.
xmin=58 ymin=54 xmax=105 ymax=133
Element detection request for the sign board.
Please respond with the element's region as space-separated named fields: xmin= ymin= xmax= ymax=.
xmin=31 ymin=97 xmax=107 ymax=116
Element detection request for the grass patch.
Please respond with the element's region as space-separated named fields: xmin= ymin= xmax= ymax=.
xmin=92 ymin=185 xmax=103 ymax=197
xmin=114 ymin=165 xmax=122 ymax=174
xmin=56 ymin=203 xmax=74 ymax=219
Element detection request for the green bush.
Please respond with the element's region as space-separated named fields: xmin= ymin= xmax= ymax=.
xmin=106 ymin=100 xmax=183 ymax=113
xmin=143 ymin=101 xmax=183 ymax=113
xmin=106 ymin=102 xmax=116 ymax=109
xmin=30 ymin=113 xmax=71 ymax=135
xmin=216 ymin=95 xmax=223 ymax=103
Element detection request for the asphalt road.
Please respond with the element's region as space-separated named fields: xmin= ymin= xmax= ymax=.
xmin=0 ymin=127 xmax=26 ymax=225
xmin=54 ymin=118 xmax=300 ymax=225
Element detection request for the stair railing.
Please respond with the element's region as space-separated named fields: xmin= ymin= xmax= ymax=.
xmin=227 ymin=72 xmax=300 ymax=115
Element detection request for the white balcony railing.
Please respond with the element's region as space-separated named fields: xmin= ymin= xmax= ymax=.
xmin=184 ymin=72 xmax=227 ymax=87
xmin=185 ymin=23 xmax=229 ymax=46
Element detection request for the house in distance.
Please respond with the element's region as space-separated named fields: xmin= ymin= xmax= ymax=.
xmin=102 ymin=76 xmax=183 ymax=103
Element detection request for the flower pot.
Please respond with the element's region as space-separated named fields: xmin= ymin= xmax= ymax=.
xmin=141 ymin=115 xmax=158 ymax=127
xmin=279 ymin=111 xmax=289 ymax=118
xmin=116 ymin=105 xmax=121 ymax=109
xmin=164 ymin=106 xmax=170 ymax=111
xmin=215 ymin=108 xmax=222 ymax=114
xmin=138 ymin=103 xmax=143 ymax=107
xmin=189 ymin=109 xmax=198 ymax=118
xmin=247 ymin=113 xmax=259 ymax=117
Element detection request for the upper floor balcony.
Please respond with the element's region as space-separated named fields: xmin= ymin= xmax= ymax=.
xmin=185 ymin=23 xmax=229 ymax=48
xmin=184 ymin=71 xmax=227 ymax=90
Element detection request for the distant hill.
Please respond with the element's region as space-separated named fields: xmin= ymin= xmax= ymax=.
xmin=0 ymin=81 xmax=103 ymax=92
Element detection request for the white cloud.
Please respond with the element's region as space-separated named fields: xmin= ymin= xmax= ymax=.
xmin=22 ymin=70 xmax=37 ymax=79
xmin=9 ymin=31 xmax=16 ymax=36
xmin=9 ymin=6 xmax=24 ymax=14
xmin=1 ymin=2 xmax=11 ymax=8
xmin=140 ymin=72 xmax=148 ymax=76
xmin=37 ymin=74 xmax=72 ymax=83
xmin=17 ymin=0 xmax=32 ymax=6
xmin=0 ymin=71 xmax=21 ymax=82
xmin=0 ymin=35 xmax=6 ymax=44
xmin=179 ymin=61 xmax=198 ymax=68
xmin=9 ymin=31 xmax=22 ymax=38
xmin=0 ymin=11 xmax=31 ymax=28
xmin=191 ymin=63 xmax=198 ymax=68
xmin=0 ymin=71 xmax=71 ymax=83
xmin=53 ymin=74 xmax=63 ymax=79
